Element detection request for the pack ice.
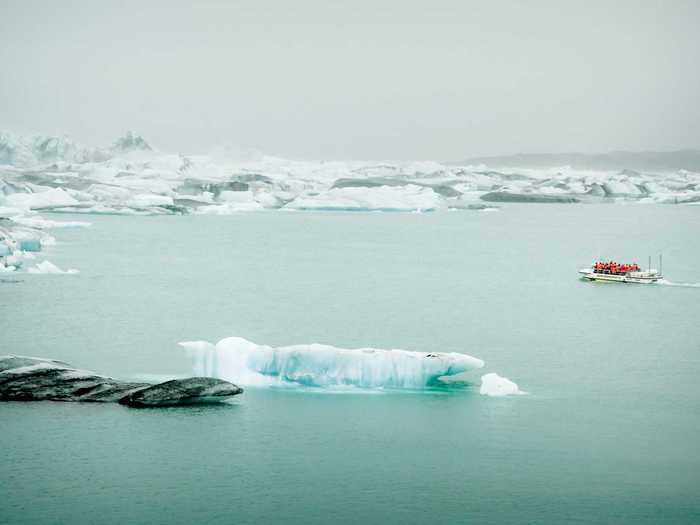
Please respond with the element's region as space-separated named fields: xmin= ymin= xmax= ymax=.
xmin=180 ymin=337 xmax=485 ymax=389
xmin=2 ymin=131 xmax=700 ymax=223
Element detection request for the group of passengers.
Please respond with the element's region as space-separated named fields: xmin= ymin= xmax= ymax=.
xmin=594 ymin=261 xmax=640 ymax=275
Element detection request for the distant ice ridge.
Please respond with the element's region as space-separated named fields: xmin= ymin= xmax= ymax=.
xmin=180 ymin=337 xmax=485 ymax=390
xmin=2 ymin=131 xmax=699 ymax=219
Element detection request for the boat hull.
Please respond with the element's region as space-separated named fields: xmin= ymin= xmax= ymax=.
xmin=578 ymin=269 xmax=660 ymax=284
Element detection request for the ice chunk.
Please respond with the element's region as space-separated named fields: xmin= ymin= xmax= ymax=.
xmin=194 ymin=201 xmax=263 ymax=214
xmin=126 ymin=194 xmax=174 ymax=207
xmin=17 ymin=239 xmax=42 ymax=252
xmin=5 ymin=188 xmax=79 ymax=210
xmin=479 ymin=373 xmax=525 ymax=397
xmin=27 ymin=260 xmax=79 ymax=274
xmin=5 ymin=250 xmax=28 ymax=268
xmin=285 ymin=185 xmax=440 ymax=212
xmin=217 ymin=190 xmax=257 ymax=203
xmin=180 ymin=337 xmax=484 ymax=389
xmin=10 ymin=216 xmax=91 ymax=229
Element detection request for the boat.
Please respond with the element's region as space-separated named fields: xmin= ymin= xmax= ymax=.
xmin=578 ymin=256 xmax=663 ymax=284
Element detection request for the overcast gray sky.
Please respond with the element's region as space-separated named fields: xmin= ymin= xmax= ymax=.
xmin=1 ymin=0 xmax=699 ymax=160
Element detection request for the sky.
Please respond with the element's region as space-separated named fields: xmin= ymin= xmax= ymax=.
xmin=1 ymin=0 xmax=699 ymax=160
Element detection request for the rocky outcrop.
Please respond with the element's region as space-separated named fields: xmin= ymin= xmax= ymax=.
xmin=0 ymin=355 xmax=242 ymax=407
xmin=119 ymin=378 xmax=242 ymax=407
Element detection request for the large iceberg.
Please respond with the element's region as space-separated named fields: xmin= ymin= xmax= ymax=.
xmin=180 ymin=337 xmax=485 ymax=389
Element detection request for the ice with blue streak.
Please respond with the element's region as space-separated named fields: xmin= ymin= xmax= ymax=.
xmin=180 ymin=337 xmax=484 ymax=389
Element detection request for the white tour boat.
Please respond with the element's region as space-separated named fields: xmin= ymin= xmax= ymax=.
xmin=579 ymin=256 xmax=663 ymax=284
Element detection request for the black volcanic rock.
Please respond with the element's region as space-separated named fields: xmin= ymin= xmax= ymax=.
xmin=0 ymin=355 xmax=242 ymax=407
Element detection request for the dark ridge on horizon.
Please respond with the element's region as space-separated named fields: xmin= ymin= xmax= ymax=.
xmin=456 ymin=149 xmax=700 ymax=172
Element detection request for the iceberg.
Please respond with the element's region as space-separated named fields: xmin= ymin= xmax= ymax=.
xmin=284 ymin=185 xmax=440 ymax=212
xmin=4 ymin=188 xmax=79 ymax=211
xmin=479 ymin=373 xmax=525 ymax=397
xmin=180 ymin=336 xmax=484 ymax=389
xmin=9 ymin=216 xmax=90 ymax=229
xmin=27 ymin=260 xmax=79 ymax=274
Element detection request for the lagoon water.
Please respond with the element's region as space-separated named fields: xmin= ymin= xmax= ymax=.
xmin=2 ymin=204 xmax=700 ymax=524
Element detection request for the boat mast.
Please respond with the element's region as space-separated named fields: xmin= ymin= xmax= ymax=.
xmin=648 ymin=255 xmax=651 ymax=271
xmin=659 ymin=254 xmax=663 ymax=275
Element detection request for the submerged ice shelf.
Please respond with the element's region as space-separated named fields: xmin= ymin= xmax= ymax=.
xmin=180 ymin=336 xmax=520 ymax=393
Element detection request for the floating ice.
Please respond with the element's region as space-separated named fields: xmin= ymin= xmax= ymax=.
xmin=5 ymin=188 xmax=79 ymax=210
xmin=27 ymin=260 xmax=79 ymax=274
xmin=284 ymin=185 xmax=440 ymax=212
xmin=180 ymin=337 xmax=484 ymax=389
xmin=479 ymin=373 xmax=525 ymax=397
xmin=126 ymin=194 xmax=174 ymax=208
xmin=194 ymin=203 xmax=263 ymax=215
xmin=2 ymin=130 xmax=700 ymax=220
xmin=10 ymin=216 xmax=91 ymax=229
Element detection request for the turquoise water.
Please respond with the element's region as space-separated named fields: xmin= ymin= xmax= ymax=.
xmin=2 ymin=204 xmax=700 ymax=524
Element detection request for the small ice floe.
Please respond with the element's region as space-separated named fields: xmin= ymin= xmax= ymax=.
xmin=479 ymin=373 xmax=526 ymax=397
xmin=11 ymin=216 xmax=91 ymax=229
xmin=27 ymin=260 xmax=79 ymax=274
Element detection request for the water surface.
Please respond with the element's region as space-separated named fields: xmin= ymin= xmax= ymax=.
xmin=2 ymin=204 xmax=700 ymax=524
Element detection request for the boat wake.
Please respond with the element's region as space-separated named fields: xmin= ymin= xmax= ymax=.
xmin=657 ymin=279 xmax=700 ymax=288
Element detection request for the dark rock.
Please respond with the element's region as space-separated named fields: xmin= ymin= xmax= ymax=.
xmin=429 ymin=184 xmax=461 ymax=198
xmin=331 ymin=177 xmax=462 ymax=197
xmin=332 ymin=177 xmax=403 ymax=189
xmin=480 ymin=191 xmax=579 ymax=203
xmin=119 ymin=378 xmax=243 ymax=407
xmin=586 ymin=183 xmax=607 ymax=197
xmin=232 ymin=174 xmax=273 ymax=185
xmin=0 ymin=355 xmax=242 ymax=406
